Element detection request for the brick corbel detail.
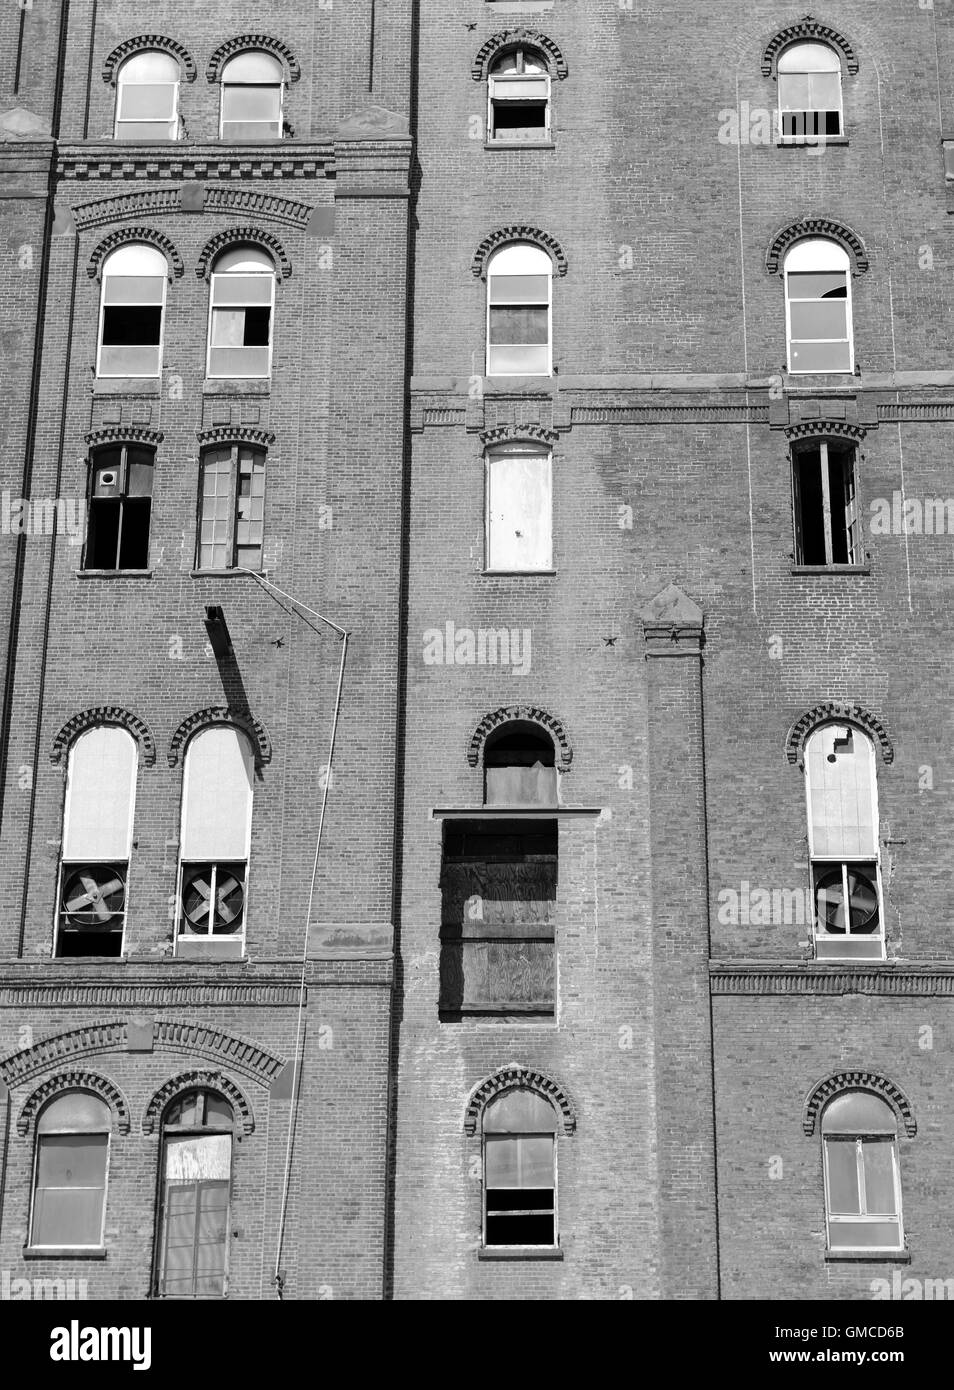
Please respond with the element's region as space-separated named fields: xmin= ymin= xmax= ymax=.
xmin=464 ymin=1066 xmax=575 ymax=1135
xmin=16 ymin=1071 xmax=131 ymax=1137
xmin=803 ymin=1070 xmax=916 ymax=1137
xmin=471 ymin=225 xmax=568 ymax=279
xmin=195 ymin=226 xmax=290 ymax=280
xmin=467 ymin=705 xmax=572 ymax=771
xmin=479 ymin=424 xmax=557 ymax=447
xmin=762 ymin=16 xmax=858 ymax=77
xmin=87 ymin=226 xmax=183 ymax=279
xmin=102 ymin=35 xmax=197 ymax=84
xmin=641 ymin=584 xmax=718 ymax=1298
xmin=50 ymin=707 xmax=156 ymax=767
xmin=168 ymin=707 xmax=272 ymax=768
xmin=206 ymin=35 xmax=301 ymax=84
xmin=785 ymin=701 xmax=893 ymax=765
xmin=142 ymin=1069 xmax=255 ymax=1136
xmin=766 ymin=217 xmax=868 ymax=276
xmin=784 ymin=420 xmax=867 ymax=443
xmin=471 ymin=29 xmax=569 ymax=81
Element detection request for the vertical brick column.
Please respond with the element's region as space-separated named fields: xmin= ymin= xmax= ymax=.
xmin=641 ymin=584 xmax=719 ymax=1299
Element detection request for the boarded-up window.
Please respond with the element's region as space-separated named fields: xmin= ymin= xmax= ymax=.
xmin=31 ymin=1093 xmax=109 ymax=1248
xmin=485 ymin=445 xmax=552 ymax=572
xmin=178 ymin=727 xmax=253 ymax=943
xmin=484 ymin=1089 xmax=557 ymax=1246
xmin=822 ymin=1092 xmax=902 ymax=1251
xmin=156 ymin=1090 xmax=233 ymax=1297
xmin=439 ymin=820 xmax=556 ymax=1017
xmin=484 ymin=723 xmax=558 ymax=805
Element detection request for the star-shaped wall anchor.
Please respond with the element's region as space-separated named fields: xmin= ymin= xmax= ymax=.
xmin=466 ymin=22 xmax=477 ymax=30
xmin=603 ymin=636 xmax=618 ymax=647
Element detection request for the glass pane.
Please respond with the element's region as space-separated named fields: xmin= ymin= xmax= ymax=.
xmin=32 ymin=1184 xmax=104 ymax=1247
xmin=489 ymin=307 xmax=548 ymax=345
xmin=160 ymin=1184 xmax=197 ymax=1294
xmin=38 ymin=1093 xmax=110 ymax=1133
xmin=120 ymin=52 xmax=179 ymax=82
xmin=194 ymin=1181 xmax=229 ymax=1294
xmin=222 ymin=51 xmax=283 ymax=82
xmin=484 ymin=1088 xmax=558 ymax=1133
xmin=222 ymin=86 xmax=282 ymax=123
xmin=204 ymin=1094 xmax=234 ymax=1129
xmin=790 ymin=339 xmax=852 ymax=372
xmin=485 ymin=1135 xmax=519 ymax=1188
xmin=787 ymin=272 xmax=846 ymax=300
xmin=115 ymin=120 xmax=177 ymax=140
xmin=221 ymin=119 xmax=282 ymax=140
xmin=99 ymin=344 xmax=160 ymax=377
xmin=809 ymin=72 xmax=842 ymax=109
xmin=829 ymin=1220 xmax=901 ymax=1249
xmin=863 ymin=1144 xmax=898 ymax=1214
xmin=825 ymin=1140 xmax=861 ymax=1214
xmin=823 ymin=1090 xmax=896 ymax=1134
xmin=104 ymin=276 xmax=164 ymax=306
xmin=37 ymin=1134 xmax=108 ymax=1188
xmin=118 ymin=84 xmax=176 ymax=120
xmin=519 ymin=1136 xmax=554 ymax=1188
xmin=127 ymin=457 xmax=154 ymax=497
xmin=779 ymin=73 xmax=812 ymax=109
xmin=490 ymin=274 xmax=549 ymax=306
xmin=488 ymin=343 xmax=549 ymax=375
xmin=491 ymin=78 xmax=547 ymax=99
xmin=212 ymin=275 xmax=273 ymax=306
xmin=790 ymin=301 xmax=848 ymax=339
xmin=208 ymin=345 xmax=270 ymax=378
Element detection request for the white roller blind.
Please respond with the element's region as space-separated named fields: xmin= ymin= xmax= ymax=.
xmin=63 ymin=728 xmax=137 ymax=860
xmin=181 ymin=727 xmax=254 ymax=859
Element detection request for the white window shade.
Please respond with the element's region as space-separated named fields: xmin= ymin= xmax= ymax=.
xmin=486 ymin=447 xmax=552 ymax=570
xmin=62 ymin=727 xmax=137 ymax=861
xmin=806 ymin=725 xmax=877 ymax=858
xmin=181 ymin=727 xmax=254 ymax=859
xmin=487 ymin=243 xmax=552 ymax=377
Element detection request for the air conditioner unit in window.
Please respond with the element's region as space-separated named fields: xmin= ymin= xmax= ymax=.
xmin=181 ymin=863 xmax=246 ymax=935
xmin=60 ymin=864 xmax=126 ymax=930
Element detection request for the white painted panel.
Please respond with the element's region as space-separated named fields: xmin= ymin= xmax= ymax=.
xmin=165 ymin=1134 xmax=232 ymax=1182
xmin=486 ymin=451 xmax=552 ymax=570
xmin=806 ymin=725 xmax=877 ymax=858
xmin=63 ymin=727 xmax=137 ymax=860
xmin=181 ymin=727 xmax=254 ymax=859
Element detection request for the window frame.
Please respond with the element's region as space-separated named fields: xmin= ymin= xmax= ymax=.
xmin=114 ymin=51 xmax=181 ymax=142
xmin=484 ymin=442 xmax=554 ymax=574
xmin=804 ymin=724 xmax=884 ymax=961
xmin=28 ymin=1094 xmax=111 ymax=1252
xmin=821 ymin=1093 xmax=904 ymax=1254
xmin=205 ymin=248 xmax=276 ymax=380
xmin=487 ymin=47 xmax=551 ymax=143
xmin=154 ymin=1088 xmax=234 ymax=1298
xmin=481 ymin=1091 xmax=559 ymax=1251
xmin=194 ymin=442 xmax=267 ymax=572
xmin=791 ymin=437 xmax=860 ymax=568
xmin=486 ymin=242 xmax=553 ymax=378
xmin=83 ymin=442 xmax=155 ymax=572
xmin=783 ymin=238 xmax=854 ymax=375
xmin=777 ymin=40 xmax=844 ymax=142
xmin=96 ymin=244 xmax=167 ymax=380
xmin=218 ymin=51 xmax=285 ymax=141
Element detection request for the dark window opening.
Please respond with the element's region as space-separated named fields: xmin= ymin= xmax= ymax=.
xmin=101 ymin=305 xmax=162 ymax=347
xmin=484 ymin=723 xmax=557 ymax=805
xmin=85 ymin=445 xmax=154 ymax=571
xmin=793 ymin=440 xmax=858 ymax=566
xmin=56 ymin=862 xmax=126 ymax=957
xmin=242 ymin=306 xmax=271 ymax=345
xmin=782 ymin=109 xmax=842 ymax=138
xmin=491 ymin=101 xmax=547 ymax=139
xmin=439 ymin=819 xmax=556 ymax=1019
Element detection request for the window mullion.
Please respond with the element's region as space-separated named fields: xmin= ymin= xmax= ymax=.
xmin=856 ymin=1137 xmax=867 ymax=1215
xmin=819 ymin=441 xmax=834 ymax=564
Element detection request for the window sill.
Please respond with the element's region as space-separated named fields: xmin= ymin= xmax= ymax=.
xmin=825 ymin=1250 xmax=910 ymax=1264
xmin=484 ymin=140 xmax=555 ymax=151
xmin=191 ymin=569 xmax=264 ymax=578
xmin=432 ymin=805 xmax=603 ymax=819
xmin=75 ymin=569 xmax=153 ymax=578
xmin=23 ymin=1247 xmax=107 ymax=1260
xmin=92 ymin=378 xmax=161 ymax=395
xmin=478 ymin=1246 xmax=563 ymax=1261
xmin=482 ymin=568 xmax=557 ymax=577
xmin=776 ymin=135 xmax=848 ymax=148
xmin=202 ymin=379 xmax=271 ymax=395
xmin=791 ymin=565 xmax=870 ymax=576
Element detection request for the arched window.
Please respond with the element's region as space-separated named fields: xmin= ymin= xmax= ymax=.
xmin=483 ymin=1088 xmax=558 ymax=1248
xmin=207 ymin=247 xmax=275 ymax=379
xmin=97 ymin=244 xmax=167 ymax=379
xmin=778 ymin=41 xmax=843 ymax=139
xmin=85 ymin=443 xmax=154 ymax=572
xmin=487 ymin=242 xmax=552 ymax=377
xmin=822 ymin=1091 xmax=903 ymax=1251
xmin=176 ymin=727 xmax=254 ymax=953
xmin=485 ymin=442 xmax=553 ymax=573
xmin=114 ymin=51 xmax=180 ymax=140
xmin=57 ymin=726 xmax=137 ymax=957
xmin=488 ymin=47 xmax=550 ymax=143
xmin=791 ymin=435 xmax=859 ymax=568
xmin=30 ymin=1092 xmax=110 ymax=1250
xmin=484 ymin=721 xmax=557 ymax=806
xmin=155 ymin=1089 xmax=233 ymax=1297
xmin=220 ymin=51 xmax=284 ymax=140
xmin=784 ymin=239 xmax=853 ymax=374
xmin=196 ymin=444 xmax=266 ymax=571
xmin=805 ymin=724 xmax=882 ymax=960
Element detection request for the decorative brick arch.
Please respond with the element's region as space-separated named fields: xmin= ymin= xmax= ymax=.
xmin=471 ymin=28 xmax=569 ymax=81
xmin=50 ymin=707 xmax=156 ymax=768
xmin=87 ymin=227 xmax=183 ymax=280
xmin=766 ymin=217 xmax=868 ymax=276
xmin=142 ymin=1070 xmax=254 ymax=1136
xmin=197 ymin=425 xmax=276 ymax=451
xmin=0 ymin=1024 xmax=126 ymax=1088
xmin=195 ymin=227 xmax=290 ymax=281
xmin=762 ymin=15 xmax=858 ymax=78
xmin=803 ymin=1070 xmax=915 ymax=1138
xmin=17 ymin=1071 xmax=131 ymax=1138
xmin=152 ymin=1021 xmax=285 ymax=1083
xmin=206 ymin=35 xmax=301 ymax=84
xmin=480 ymin=424 xmax=558 ymax=448
xmin=785 ymin=421 xmax=867 ymax=444
xmin=102 ymin=35 xmax=197 ymax=85
xmin=786 ymin=702 xmax=893 ymax=766
xmin=467 ymin=706 xmax=572 ymax=771
xmin=86 ymin=426 xmax=164 ymax=450
xmin=465 ymin=1066 xmax=576 ymax=1136
xmin=168 ymin=707 xmax=272 ymax=769
xmin=472 ymin=226 xmax=568 ymax=280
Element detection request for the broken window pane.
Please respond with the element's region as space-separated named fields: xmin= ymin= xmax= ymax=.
xmin=792 ymin=440 xmax=858 ymax=566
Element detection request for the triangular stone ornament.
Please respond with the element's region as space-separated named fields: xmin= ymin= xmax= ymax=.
xmin=640 ymin=584 xmax=703 ymax=628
